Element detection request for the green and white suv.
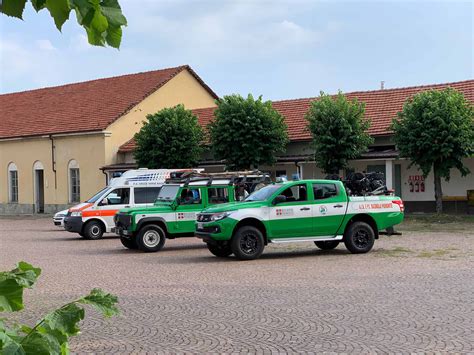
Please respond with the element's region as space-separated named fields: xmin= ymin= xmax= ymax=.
xmin=196 ymin=179 xmax=404 ymax=260
xmin=114 ymin=172 xmax=270 ymax=252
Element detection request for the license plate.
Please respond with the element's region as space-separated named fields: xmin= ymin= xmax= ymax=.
xmin=197 ymin=222 xmax=204 ymax=230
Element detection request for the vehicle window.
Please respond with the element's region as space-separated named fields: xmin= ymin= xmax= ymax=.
xmin=235 ymin=183 xmax=250 ymax=202
xmin=86 ymin=187 xmax=109 ymax=203
xmin=279 ymin=184 xmax=307 ymax=202
xmin=134 ymin=187 xmax=162 ymax=204
xmin=179 ymin=188 xmax=201 ymax=205
xmin=101 ymin=188 xmax=130 ymax=205
xmin=313 ymin=183 xmax=337 ymax=200
xmin=208 ymin=187 xmax=229 ymax=204
xmin=157 ymin=185 xmax=180 ymax=202
xmin=245 ymin=184 xmax=280 ymax=202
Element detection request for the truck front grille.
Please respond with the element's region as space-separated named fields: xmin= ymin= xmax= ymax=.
xmin=115 ymin=213 xmax=132 ymax=229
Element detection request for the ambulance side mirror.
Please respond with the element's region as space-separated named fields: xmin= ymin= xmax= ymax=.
xmin=99 ymin=198 xmax=109 ymax=206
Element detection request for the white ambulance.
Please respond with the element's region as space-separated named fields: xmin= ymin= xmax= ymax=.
xmin=63 ymin=169 xmax=196 ymax=239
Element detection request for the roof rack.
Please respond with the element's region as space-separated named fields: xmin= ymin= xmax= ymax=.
xmin=166 ymin=170 xmax=271 ymax=187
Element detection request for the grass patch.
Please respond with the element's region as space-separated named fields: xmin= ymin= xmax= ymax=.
xmin=397 ymin=214 xmax=474 ymax=232
xmin=417 ymin=249 xmax=450 ymax=258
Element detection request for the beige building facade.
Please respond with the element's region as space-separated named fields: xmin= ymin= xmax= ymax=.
xmin=0 ymin=66 xmax=217 ymax=213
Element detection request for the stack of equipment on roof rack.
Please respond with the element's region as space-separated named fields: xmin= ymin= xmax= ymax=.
xmin=325 ymin=172 xmax=391 ymax=196
xmin=167 ymin=170 xmax=272 ymax=201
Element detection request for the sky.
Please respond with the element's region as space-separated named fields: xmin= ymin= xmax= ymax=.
xmin=0 ymin=0 xmax=472 ymax=100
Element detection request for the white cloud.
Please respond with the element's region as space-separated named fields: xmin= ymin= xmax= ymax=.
xmin=35 ymin=39 xmax=56 ymax=51
xmin=69 ymin=34 xmax=91 ymax=52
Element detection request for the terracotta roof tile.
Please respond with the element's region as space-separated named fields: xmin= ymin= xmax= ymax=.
xmin=0 ymin=65 xmax=218 ymax=139
xmin=272 ymin=79 xmax=474 ymax=140
xmin=119 ymin=79 xmax=473 ymax=152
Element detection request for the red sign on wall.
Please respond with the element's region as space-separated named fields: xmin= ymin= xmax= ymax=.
xmin=408 ymin=175 xmax=425 ymax=192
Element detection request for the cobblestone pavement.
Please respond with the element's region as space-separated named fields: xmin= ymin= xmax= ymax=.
xmin=1 ymin=217 xmax=473 ymax=354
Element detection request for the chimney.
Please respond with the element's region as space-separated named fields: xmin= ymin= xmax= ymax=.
xmin=380 ymin=81 xmax=385 ymax=90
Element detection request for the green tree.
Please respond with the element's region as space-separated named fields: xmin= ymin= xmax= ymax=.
xmin=0 ymin=261 xmax=119 ymax=354
xmin=208 ymin=94 xmax=288 ymax=170
xmin=305 ymin=91 xmax=373 ymax=174
xmin=392 ymin=88 xmax=474 ymax=213
xmin=0 ymin=0 xmax=127 ymax=48
xmin=134 ymin=105 xmax=204 ymax=169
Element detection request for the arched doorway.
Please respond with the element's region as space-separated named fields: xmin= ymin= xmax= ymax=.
xmin=33 ymin=161 xmax=45 ymax=213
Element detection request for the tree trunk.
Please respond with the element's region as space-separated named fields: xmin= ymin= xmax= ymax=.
xmin=433 ymin=168 xmax=443 ymax=214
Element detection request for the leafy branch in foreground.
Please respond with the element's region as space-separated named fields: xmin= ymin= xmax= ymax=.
xmin=0 ymin=261 xmax=119 ymax=354
xmin=0 ymin=0 xmax=127 ymax=48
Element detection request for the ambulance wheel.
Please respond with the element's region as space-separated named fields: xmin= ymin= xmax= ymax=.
xmin=83 ymin=220 xmax=104 ymax=240
xmin=120 ymin=237 xmax=137 ymax=250
xmin=231 ymin=226 xmax=265 ymax=260
xmin=207 ymin=243 xmax=232 ymax=257
xmin=314 ymin=241 xmax=339 ymax=250
xmin=136 ymin=225 xmax=166 ymax=252
xmin=344 ymin=222 xmax=375 ymax=254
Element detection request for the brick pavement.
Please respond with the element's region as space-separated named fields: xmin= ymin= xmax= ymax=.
xmin=0 ymin=217 xmax=473 ymax=353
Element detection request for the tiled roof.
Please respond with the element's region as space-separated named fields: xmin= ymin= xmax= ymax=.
xmin=0 ymin=65 xmax=218 ymax=139
xmin=272 ymin=79 xmax=474 ymax=140
xmin=118 ymin=79 xmax=474 ymax=152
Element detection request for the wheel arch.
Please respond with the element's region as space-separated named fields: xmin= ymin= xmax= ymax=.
xmin=343 ymin=214 xmax=379 ymax=239
xmin=136 ymin=217 xmax=168 ymax=235
xmin=83 ymin=218 xmax=106 ymax=233
xmin=233 ymin=218 xmax=268 ymax=244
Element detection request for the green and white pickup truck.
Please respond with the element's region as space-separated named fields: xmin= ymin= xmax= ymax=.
xmin=114 ymin=173 xmax=270 ymax=252
xmin=196 ymin=179 xmax=404 ymax=260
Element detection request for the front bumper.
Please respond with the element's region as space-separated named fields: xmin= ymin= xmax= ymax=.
xmin=195 ymin=218 xmax=236 ymax=242
xmin=63 ymin=216 xmax=83 ymax=233
xmin=113 ymin=213 xmax=133 ymax=237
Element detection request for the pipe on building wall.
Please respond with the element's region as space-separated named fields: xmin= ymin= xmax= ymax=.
xmin=49 ymin=135 xmax=57 ymax=189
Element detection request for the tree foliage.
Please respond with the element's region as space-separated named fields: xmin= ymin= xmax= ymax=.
xmin=392 ymin=88 xmax=474 ymax=213
xmin=134 ymin=105 xmax=205 ymax=169
xmin=0 ymin=261 xmax=119 ymax=354
xmin=305 ymin=91 xmax=373 ymax=174
xmin=208 ymin=94 xmax=289 ymax=170
xmin=0 ymin=0 xmax=127 ymax=48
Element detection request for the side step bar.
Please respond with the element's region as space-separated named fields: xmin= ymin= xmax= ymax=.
xmin=271 ymin=235 xmax=343 ymax=244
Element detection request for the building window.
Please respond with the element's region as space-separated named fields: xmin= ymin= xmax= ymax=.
xmin=8 ymin=163 xmax=18 ymax=203
xmin=68 ymin=160 xmax=80 ymax=203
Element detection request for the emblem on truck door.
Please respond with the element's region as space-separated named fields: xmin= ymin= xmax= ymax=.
xmin=276 ymin=208 xmax=294 ymax=216
xmin=319 ymin=205 xmax=328 ymax=215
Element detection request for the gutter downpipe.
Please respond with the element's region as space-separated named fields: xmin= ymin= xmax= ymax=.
xmin=49 ymin=135 xmax=57 ymax=189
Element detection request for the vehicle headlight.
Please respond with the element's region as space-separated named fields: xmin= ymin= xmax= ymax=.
xmin=209 ymin=212 xmax=232 ymax=221
xmin=70 ymin=211 xmax=82 ymax=217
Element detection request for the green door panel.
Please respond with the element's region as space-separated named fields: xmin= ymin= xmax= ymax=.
xmin=311 ymin=182 xmax=347 ymax=236
xmin=267 ymin=182 xmax=313 ymax=238
xmin=174 ymin=187 xmax=203 ymax=233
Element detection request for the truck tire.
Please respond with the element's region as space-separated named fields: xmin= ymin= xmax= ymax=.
xmin=83 ymin=220 xmax=104 ymax=240
xmin=344 ymin=221 xmax=375 ymax=254
xmin=136 ymin=225 xmax=166 ymax=252
xmin=231 ymin=226 xmax=265 ymax=260
xmin=207 ymin=243 xmax=232 ymax=257
xmin=120 ymin=237 xmax=137 ymax=250
xmin=314 ymin=240 xmax=339 ymax=250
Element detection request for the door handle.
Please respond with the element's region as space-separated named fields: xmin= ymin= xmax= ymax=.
xmin=334 ymin=204 xmax=343 ymax=208
xmin=300 ymin=207 xmax=310 ymax=211
xmin=124 ymin=206 xmax=130 ymax=208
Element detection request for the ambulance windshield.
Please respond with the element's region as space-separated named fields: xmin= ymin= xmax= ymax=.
xmin=86 ymin=187 xmax=109 ymax=203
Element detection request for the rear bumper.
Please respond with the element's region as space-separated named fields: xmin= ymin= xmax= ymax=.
xmin=63 ymin=217 xmax=83 ymax=233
